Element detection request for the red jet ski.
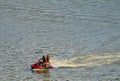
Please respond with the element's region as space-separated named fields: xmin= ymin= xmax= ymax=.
xmin=31 ymin=55 xmax=54 ymax=69
xmin=31 ymin=61 xmax=54 ymax=69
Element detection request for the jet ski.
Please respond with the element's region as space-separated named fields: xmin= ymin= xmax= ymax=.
xmin=31 ymin=55 xmax=54 ymax=70
xmin=31 ymin=61 xmax=54 ymax=69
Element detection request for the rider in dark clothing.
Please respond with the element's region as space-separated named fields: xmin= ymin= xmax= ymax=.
xmin=38 ymin=55 xmax=51 ymax=68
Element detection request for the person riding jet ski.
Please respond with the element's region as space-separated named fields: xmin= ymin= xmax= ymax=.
xmin=31 ymin=55 xmax=53 ymax=69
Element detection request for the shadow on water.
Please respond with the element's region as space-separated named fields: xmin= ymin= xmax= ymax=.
xmin=30 ymin=67 xmax=74 ymax=81
xmin=31 ymin=69 xmax=51 ymax=80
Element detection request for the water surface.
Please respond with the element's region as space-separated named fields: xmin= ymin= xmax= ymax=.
xmin=0 ymin=0 xmax=120 ymax=81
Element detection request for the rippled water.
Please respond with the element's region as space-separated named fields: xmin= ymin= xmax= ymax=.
xmin=0 ymin=0 xmax=120 ymax=81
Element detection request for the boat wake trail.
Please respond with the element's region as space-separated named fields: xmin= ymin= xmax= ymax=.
xmin=51 ymin=58 xmax=80 ymax=68
xmin=51 ymin=53 xmax=120 ymax=68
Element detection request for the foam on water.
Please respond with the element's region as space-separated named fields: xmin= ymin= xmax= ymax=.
xmin=51 ymin=52 xmax=120 ymax=68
